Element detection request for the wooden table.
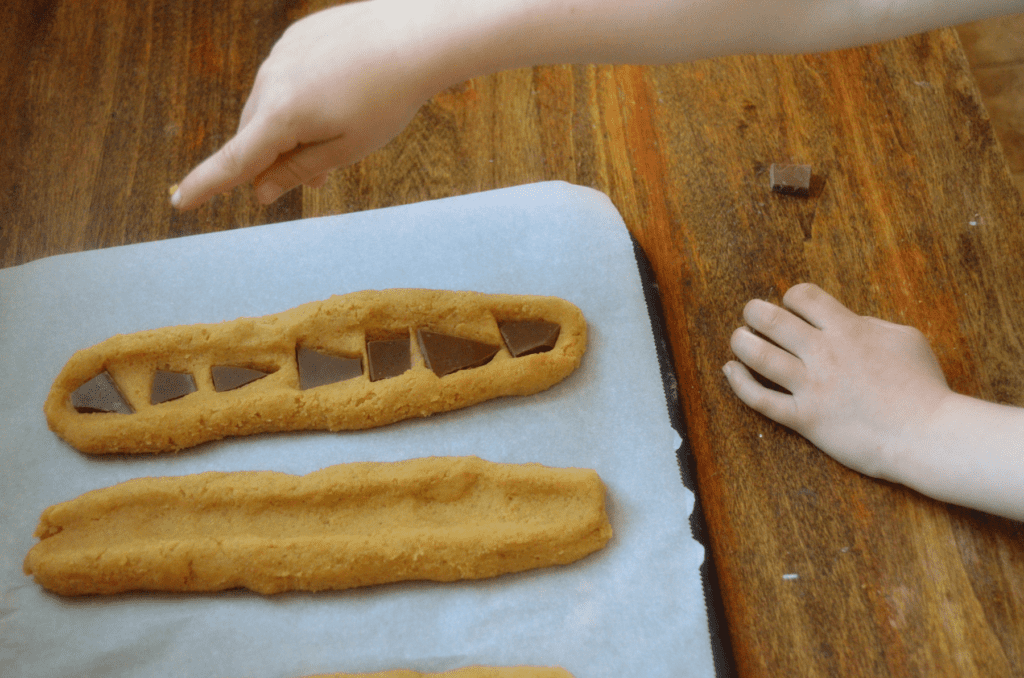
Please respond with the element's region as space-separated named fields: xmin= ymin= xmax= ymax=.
xmin=3 ymin=2 xmax=1023 ymax=676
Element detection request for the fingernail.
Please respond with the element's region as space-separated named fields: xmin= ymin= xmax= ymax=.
xmin=722 ymin=363 xmax=732 ymax=378
xmin=169 ymin=183 xmax=181 ymax=208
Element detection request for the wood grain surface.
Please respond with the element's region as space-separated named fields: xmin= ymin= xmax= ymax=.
xmin=3 ymin=1 xmax=1023 ymax=676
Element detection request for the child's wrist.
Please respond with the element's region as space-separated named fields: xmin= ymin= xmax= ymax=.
xmin=885 ymin=391 xmax=963 ymax=494
xmin=411 ymin=0 xmax=561 ymax=87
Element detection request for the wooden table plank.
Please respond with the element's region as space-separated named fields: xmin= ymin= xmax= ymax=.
xmin=2 ymin=2 xmax=1022 ymax=676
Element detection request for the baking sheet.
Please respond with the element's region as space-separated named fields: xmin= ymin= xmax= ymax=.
xmin=0 ymin=181 xmax=713 ymax=678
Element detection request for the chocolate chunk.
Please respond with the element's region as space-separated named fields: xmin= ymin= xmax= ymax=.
xmin=499 ymin=320 xmax=560 ymax=357
xmin=417 ymin=330 xmax=499 ymax=377
xmin=770 ymin=164 xmax=812 ymax=196
xmin=70 ymin=372 xmax=134 ymax=414
xmin=151 ymin=370 xmax=197 ymax=405
xmin=367 ymin=337 xmax=411 ymax=382
xmin=211 ymin=365 xmax=271 ymax=392
xmin=296 ymin=346 xmax=362 ymax=390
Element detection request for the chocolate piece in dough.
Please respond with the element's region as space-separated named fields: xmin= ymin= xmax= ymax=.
xmin=211 ymin=365 xmax=270 ymax=392
xmin=417 ymin=330 xmax=499 ymax=377
xmin=500 ymin=320 xmax=561 ymax=357
xmin=297 ymin=346 xmax=362 ymax=390
xmin=769 ymin=164 xmax=812 ymax=196
xmin=151 ymin=370 xmax=197 ymax=405
xmin=70 ymin=372 xmax=134 ymax=414
xmin=366 ymin=337 xmax=411 ymax=382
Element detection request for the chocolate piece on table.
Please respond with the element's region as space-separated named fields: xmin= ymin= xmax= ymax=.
xmin=151 ymin=370 xmax=197 ymax=405
xmin=769 ymin=164 xmax=812 ymax=196
xmin=499 ymin=320 xmax=561 ymax=357
xmin=296 ymin=346 xmax=363 ymax=390
xmin=366 ymin=337 xmax=412 ymax=382
xmin=211 ymin=365 xmax=270 ymax=392
xmin=417 ymin=330 xmax=499 ymax=378
xmin=70 ymin=372 xmax=134 ymax=414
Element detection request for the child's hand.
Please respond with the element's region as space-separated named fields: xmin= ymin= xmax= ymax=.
xmin=723 ymin=283 xmax=953 ymax=481
xmin=172 ymin=1 xmax=440 ymax=210
xmin=170 ymin=0 xmax=1022 ymax=210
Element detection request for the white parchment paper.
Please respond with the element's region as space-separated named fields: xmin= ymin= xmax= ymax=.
xmin=0 ymin=181 xmax=713 ymax=678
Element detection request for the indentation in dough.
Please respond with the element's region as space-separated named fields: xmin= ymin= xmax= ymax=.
xmin=23 ymin=457 xmax=612 ymax=596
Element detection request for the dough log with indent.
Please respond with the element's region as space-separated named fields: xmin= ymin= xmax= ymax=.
xmin=23 ymin=456 xmax=613 ymax=596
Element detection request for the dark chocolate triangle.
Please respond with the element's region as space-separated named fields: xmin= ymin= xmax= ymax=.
xmin=367 ymin=337 xmax=411 ymax=382
xmin=151 ymin=370 xmax=197 ymax=405
xmin=417 ymin=330 xmax=499 ymax=377
xmin=499 ymin=320 xmax=560 ymax=357
xmin=297 ymin=346 xmax=362 ymax=390
xmin=211 ymin=365 xmax=270 ymax=392
xmin=70 ymin=372 xmax=134 ymax=414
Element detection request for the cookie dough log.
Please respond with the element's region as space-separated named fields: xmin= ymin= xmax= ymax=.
xmin=301 ymin=668 xmax=574 ymax=678
xmin=23 ymin=456 xmax=613 ymax=596
xmin=45 ymin=290 xmax=586 ymax=454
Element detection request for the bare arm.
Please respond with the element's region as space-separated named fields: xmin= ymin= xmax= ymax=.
xmin=725 ymin=283 xmax=1024 ymax=521
xmin=171 ymin=0 xmax=1024 ymax=209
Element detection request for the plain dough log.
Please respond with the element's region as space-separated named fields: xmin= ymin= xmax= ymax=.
xmin=23 ymin=456 xmax=613 ymax=596
xmin=45 ymin=289 xmax=587 ymax=454
xmin=300 ymin=668 xmax=574 ymax=677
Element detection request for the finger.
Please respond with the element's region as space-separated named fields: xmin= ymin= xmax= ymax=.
xmin=306 ymin=173 xmax=329 ymax=188
xmin=730 ymin=326 xmax=805 ymax=392
xmin=742 ymin=298 xmax=816 ymax=356
xmin=781 ymin=282 xmax=859 ymax=331
xmin=252 ymin=172 xmax=329 ymax=203
xmin=173 ymin=116 xmax=295 ymax=210
xmin=253 ymin=135 xmax=349 ymax=204
xmin=722 ymin=360 xmax=799 ymax=427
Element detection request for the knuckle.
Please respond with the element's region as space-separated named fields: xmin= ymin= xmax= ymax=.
xmin=283 ymin=148 xmax=330 ymax=185
xmin=749 ymin=339 xmax=774 ymax=367
xmin=760 ymin=303 xmax=787 ymax=333
xmin=277 ymin=156 xmax=309 ymax=185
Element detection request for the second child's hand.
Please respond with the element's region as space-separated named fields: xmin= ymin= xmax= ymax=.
xmin=725 ymin=283 xmax=1024 ymax=521
xmin=724 ymin=283 xmax=952 ymax=481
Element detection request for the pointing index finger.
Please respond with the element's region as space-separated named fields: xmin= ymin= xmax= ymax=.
xmin=172 ymin=116 xmax=296 ymax=210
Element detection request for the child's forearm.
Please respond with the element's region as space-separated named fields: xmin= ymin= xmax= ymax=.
xmin=896 ymin=393 xmax=1024 ymax=521
xmin=417 ymin=0 xmax=1024 ymax=91
xmin=173 ymin=0 xmax=1024 ymax=210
